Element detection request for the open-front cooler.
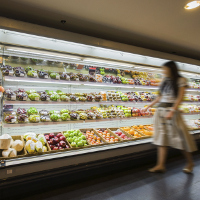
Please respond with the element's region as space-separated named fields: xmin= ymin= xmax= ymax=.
xmin=0 ymin=27 xmax=200 ymax=182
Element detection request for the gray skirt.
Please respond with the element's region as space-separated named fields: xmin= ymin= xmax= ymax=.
xmin=153 ymin=107 xmax=197 ymax=152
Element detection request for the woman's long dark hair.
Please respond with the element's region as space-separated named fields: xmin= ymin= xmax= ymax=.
xmin=160 ymin=61 xmax=182 ymax=97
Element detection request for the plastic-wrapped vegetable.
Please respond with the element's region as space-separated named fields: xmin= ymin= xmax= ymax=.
xmin=26 ymin=89 xmax=37 ymax=95
xmin=1 ymin=65 xmax=12 ymax=71
xmin=4 ymin=89 xmax=16 ymax=101
xmin=27 ymin=70 xmax=37 ymax=78
xmin=16 ymin=92 xmax=28 ymax=101
xmin=40 ymin=115 xmax=51 ymax=122
xmin=60 ymin=95 xmax=70 ymax=101
xmin=50 ymin=93 xmax=60 ymax=101
xmin=25 ymin=66 xmax=34 ymax=73
xmin=4 ymin=113 xmax=17 ymax=123
xmin=70 ymin=95 xmax=79 ymax=102
xmin=38 ymin=70 xmax=48 ymax=79
xmin=49 ymin=110 xmax=60 ymax=115
xmin=2 ymin=69 xmax=13 ymax=76
xmin=60 ymin=109 xmax=69 ymax=114
xmin=17 ymin=107 xmax=27 ymax=115
xmin=50 ymin=73 xmax=60 ymax=80
xmin=70 ymin=113 xmax=79 ymax=120
xmin=17 ymin=114 xmax=28 ymax=123
xmin=35 ymin=141 xmax=43 ymax=152
xmin=15 ymin=69 xmax=25 ymax=77
xmin=25 ymin=140 xmax=36 ymax=154
xmin=11 ymin=140 xmax=24 ymax=152
xmin=50 ymin=114 xmax=60 ymax=122
xmin=27 ymin=107 xmax=38 ymax=115
xmin=29 ymin=115 xmax=40 ymax=123
xmin=28 ymin=93 xmax=40 ymax=101
xmin=2 ymin=148 xmax=17 ymax=158
xmin=40 ymin=92 xmax=50 ymax=101
xmin=61 ymin=113 xmax=70 ymax=121
xmin=39 ymin=110 xmax=49 ymax=115
xmin=79 ymin=112 xmax=87 ymax=120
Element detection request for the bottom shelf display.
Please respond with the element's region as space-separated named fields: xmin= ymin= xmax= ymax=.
xmin=0 ymin=122 xmax=198 ymax=161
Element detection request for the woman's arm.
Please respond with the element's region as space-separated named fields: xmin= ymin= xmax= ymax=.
xmin=143 ymin=96 xmax=161 ymax=112
xmin=166 ymin=86 xmax=185 ymax=119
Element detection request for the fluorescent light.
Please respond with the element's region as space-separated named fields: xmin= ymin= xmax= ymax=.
xmin=185 ymin=1 xmax=200 ymax=9
xmin=84 ymin=58 xmax=133 ymax=68
xmin=6 ymin=47 xmax=82 ymax=61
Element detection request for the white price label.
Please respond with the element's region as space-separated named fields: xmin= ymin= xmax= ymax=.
xmin=11 ymin=95 xmax=16 ymax=101
xmin=11 ymin=118 xmax=16 ymax=123
xmin=20 ymin=73 xmax=25 ymax=77
xmin=46 ymin=97 xmax=50 ymax=101
xmin=43 ymin=112 xmax=48 ymax=115
xmin=36 ymin=117 xmax=40 ymax=121
xmin=76 ymin=78 xmax=79 ymax=81
xmin=56 ymin=75 xmax=60 ymax=79
xmin=11 ymin=112 xmax=16 ymax=115
xmin=25 ymin=118 xmax=28 ymax=122
xmin=35 ymin=97 xmax=39 ymax=101
xmin=9 ymin=71 xmax=14 ymax=76
xmin=44 ymin=75 xmax=48 ymax=79
xmin=33 ymin=73 xmax=37 ymax=77
xmin=23 ymin=96 xmax=27 ymax=101
xmin=93 ymin=116 xmax=96 ymax=120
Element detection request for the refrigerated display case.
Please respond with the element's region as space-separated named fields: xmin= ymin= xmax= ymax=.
xmin=0 ymin=27 xmax=200 ymax=183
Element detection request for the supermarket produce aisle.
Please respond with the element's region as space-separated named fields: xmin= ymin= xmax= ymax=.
xmin=18 ymin=154 xmax=200 ymax=200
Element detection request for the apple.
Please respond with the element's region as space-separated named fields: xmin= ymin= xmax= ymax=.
xmin=56 ymin=133 xmax=63 ymax=138
xmin=70 ymin=133 xmax=75 ymax=138
xmin=49 ymin=133 xmax=55 ymax=138
xmin=54 ymin=137 xmax=60 ymax=143
xmin=50 ymin=145 xmax=55 ymax=149
xmin=78 ymin=132 xmax=83 ymax=137
xmin=117 ymin=131 xmax=122 ymax=136
xmin=68 ymin=138 xmax=73 ymax=143
xmin=74 ymin=139 xmax=79 ymax=144
xmin=60 ymin=136 xmax=66 ymax=141
xmin=71 ymin=142 xmax=76 ymax=147
xmin=121 ymin=134 xmax=125 ymax=138
xmin=50 ymin=138 xmax=56 ymax=145
xmin=58 ymin=147 xmax=63 ymax=150
xmin=64 ymin=132 xmax=69 ymax=138
xmin=59 ymin=141 xmax=66 ymax=148
xmin=47 ymin=141 xmax=51 ymax=145
xmin=73 ymin=136 xmax=78 ymax=141
xmin=66 ymin=145 xmax=69 ymax=148
xmin=82 ymin=140 xmax=87 ymax=145
xmin=78 ymin=141 xmax=83 ymax=147
xmin=53 ymin=147 xmax=59 ymax=150
xmin=81 ymin=135 xmax=86 ymax=140
xmin=45 ymin=135 xmax=50 ymax=141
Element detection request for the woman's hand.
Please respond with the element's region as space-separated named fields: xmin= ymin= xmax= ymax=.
xmin=165 ymin=110 xmax=174 ymax=120
xmin=142 ymin=107 xmax=149 ymax=112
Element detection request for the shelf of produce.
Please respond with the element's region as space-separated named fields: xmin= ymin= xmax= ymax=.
xmin=3 ymin=100 xmax=151 ymax=105
xmin=4 ymin=76 xmax=158 ymax=89
xmin=1 ymin=130 xmax=199 ymax=180
xmin=3 ymin=113 xmax=199 ymax=128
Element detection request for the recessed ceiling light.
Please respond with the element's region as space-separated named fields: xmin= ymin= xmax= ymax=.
xmin=185 ymin=1 xmax=200 ymax=9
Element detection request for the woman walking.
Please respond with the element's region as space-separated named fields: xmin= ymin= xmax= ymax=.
xmin=144 ymin=61 xmax=197 ymax=173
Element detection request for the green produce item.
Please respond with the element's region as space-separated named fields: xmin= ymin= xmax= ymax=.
xmin=26 ymin=89 xmax=37 ymax=95
xmin=50 ymin=114 xmax=60 ymax=121
xmin=45 ymin=90 xmax=54 ymax=95
xmin=29 ymin=115 xmax=40 ymax=122
xmin=63 ymin=132 xmax=70 ymax=138
xmin=35 ymin=141 xmax=43 ymax=152
xmin=27 ymin=107 xmax=38 ymax=115
xmin=28 ymin=93 xmax=40 ymax=101
xmin=42 ymin=146 xmax=47 ymax=152
xmin=60 ymin=109 xmax=69 ymax=114
xmin=61 ymin=113 xmax=70 ymax=121
xmin=60 ymin=95 xmax=70 ymax=101
xmin=27 ymin=70 xmax=37 ymax=77
xmin=25 ymin=66 xmax=33 ymax=73
xmin=50 ymin=72 xmax=60 ymax=79
xmin=37 ymin=134 xmax=46 ymax=145
xmin=49 ymin=110 xmax=60 ymax=115
xmin=71 ymin=142 xmax=76 ymax=147
xmin=50 ymin=93 xmax=60 ymax=101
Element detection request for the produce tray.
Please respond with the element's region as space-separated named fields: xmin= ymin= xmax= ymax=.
xmin=44 ymin=132 xmax=72 ymax=153
xmin=64 ymin=131 xmax=92 ymax=150
xmin=119 ymin=127 xmax=138 ymax=140
xmin=131 ymin=127 xmax=151 ymax=139
xmin=0 ymin=135 xmax=27 ymax=160
xmin=108 ymin=127 xmax=136 ymax=141
xmin=80 ymin=128 xmax=107 ymax=146
xmin=95 ymin=128 xmax=123 ymax=143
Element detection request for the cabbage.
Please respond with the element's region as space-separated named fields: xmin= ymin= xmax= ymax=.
xmin=2 ymin=148 xmax=17 ymax=157
xmin=37 ymin=134 xmax=46 ymax=145
xmin=0 ymin=134 xmax=12 ymax=139
xmin=11 ymin=140 xmax=24 ymax=152
xmin=25 ymin=140 xmax=36 ymax=153
xmin=35 ymin=141 xmax=43 ymax=152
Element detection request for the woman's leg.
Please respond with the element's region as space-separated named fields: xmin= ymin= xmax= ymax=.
xmin=149 ymin=146 xmax=168 ymax=171
xmin=182 ymin=151 xmax=194 ymax=170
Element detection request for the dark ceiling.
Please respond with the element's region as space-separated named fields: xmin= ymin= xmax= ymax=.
xmin=0 ymin=0 xmax=200 ymax=60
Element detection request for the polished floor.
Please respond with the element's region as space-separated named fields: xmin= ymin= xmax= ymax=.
xmin=21 ymin=154 xmax=200 ymax=200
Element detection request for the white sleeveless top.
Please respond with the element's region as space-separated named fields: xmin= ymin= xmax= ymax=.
xmin=160 ymin=77 xmax=187 ymax=103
